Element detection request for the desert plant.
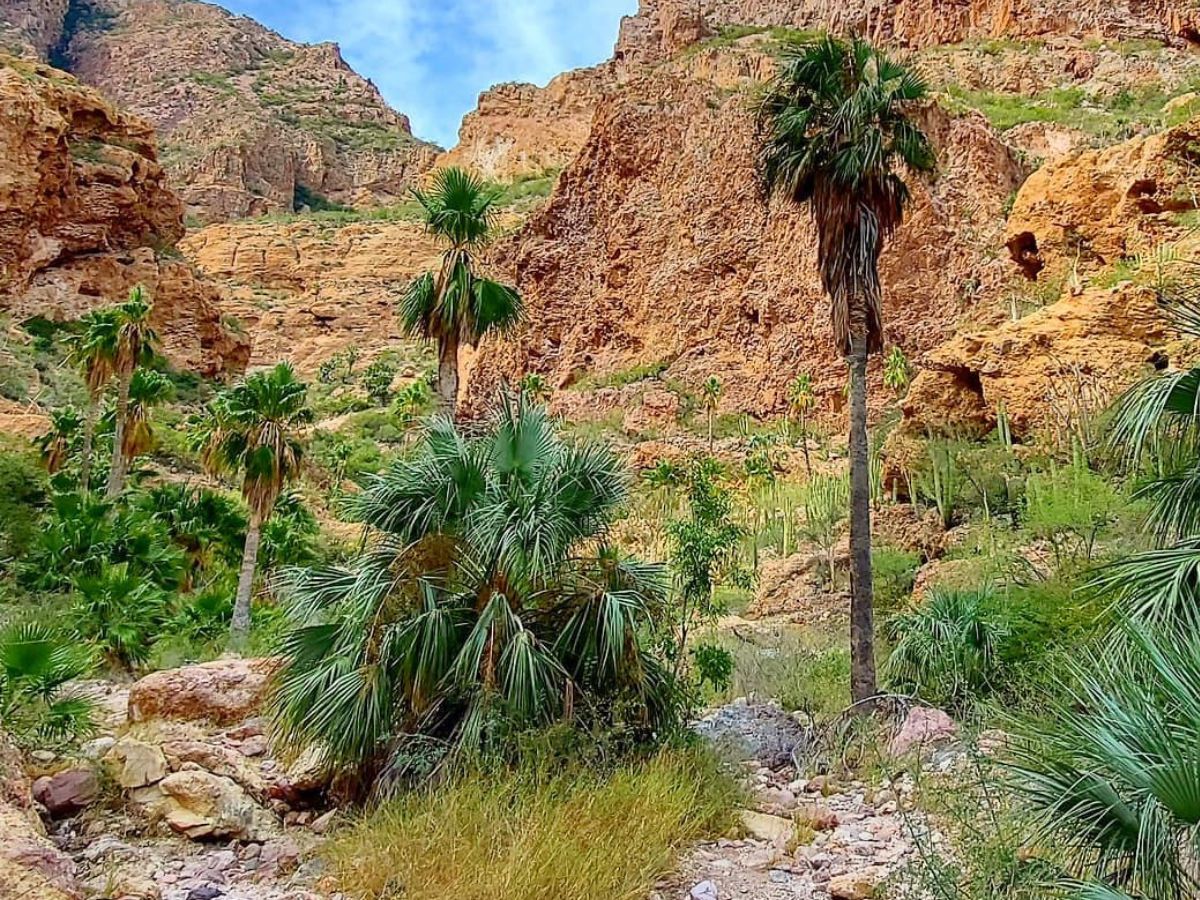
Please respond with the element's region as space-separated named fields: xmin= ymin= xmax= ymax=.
xmin=883 ymin=345 xmax=912 ymax=395
xmin=70 ymin=562 xmax=171 ymax=668
xmin=35 ymin=407 xmax=83 ymax=474
xmin=1008 ymin=622 xmax=1200 ymax=898
xmin=884 ymin=588 xmax=1011 ymax=710
xmin=105 ymin=287 xmax=159 ymax=498
xmin=919 ymin=438 xmax=965 ymax=529
xmin=362 ymin=357 xmax=399 ymax=405
xmin=759 ymin=35 xmax=935 ymax=704
xmin=137 ymin=483 xmax=247 ymax=589
xmin=1024 ymin=463 xmax=1121 ymax=565
xmin=115 ymin=368 xmax=174 ymax=465
xmin=0 ymin=622 xmax=96 ymax=746
xmin=400 ymin=168 xmax=523 ymax=413
xmin=701 ymin=376 xmax=722 ymax=453
xmin=197 ymin=362 xmax=312 ymax=643
xmin=518 ymin=372 xmax=551 ymax=404
xmin=788 ymin=373 xmax=816 ymax=476
xmin=270 ymin=394 xmax=677 ymax=783
xmin=799 ymin=473 xmax=849 ymax=589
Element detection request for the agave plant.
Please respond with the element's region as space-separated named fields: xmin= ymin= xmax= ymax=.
xmin=270 ymin=394 xmax=675 ymax=785
xmin=0 ymin=622 xmax=96 ymax=746
xmin=1008 ymin=622 xmax=1200 ymax=899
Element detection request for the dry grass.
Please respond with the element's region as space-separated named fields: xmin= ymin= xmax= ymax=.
xmin=326 ymin=747 xmax=741 ymax=900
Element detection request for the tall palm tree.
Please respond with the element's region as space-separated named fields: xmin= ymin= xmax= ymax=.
xmin=200 ymin=363 xmax=312 ymax=644
xmin=68 ymin=309 xmax=120 ymax=491
xmin=400 ymin=167 xmax=523 ymax=414
xmin=105 ymin=287 xmax=159 ymax=498
xmin=702 ymin=376 xmax=722 ymax=453
xmin=759 ymin=35 xmax=935 ymax=704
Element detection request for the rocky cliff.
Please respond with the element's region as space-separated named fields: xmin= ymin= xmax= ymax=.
xmin=2 ymin=0 xmax=440 ymax=223
xmin=0 ymin=54 xmax=247 ymax=376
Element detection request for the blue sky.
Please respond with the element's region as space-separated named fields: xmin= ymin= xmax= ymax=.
xmin=219 ymin=0 xmax=638 ymax=148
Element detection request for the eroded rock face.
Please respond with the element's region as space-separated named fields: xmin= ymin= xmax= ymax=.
xmin=438 ymin=67 xmax=611 ymax=182
xmin=466 ymin=44 xmax=1024 ymax=419
xmin=1007 ymin=115 xmax=1200 ymax=278
xmin=127 ymin=658 xmax=278 ymax=726
xmin=0 ymin=55 xmax=247 ymax=377
xmin=903 ymin=279 xmax=1172 ymax=440
xmin=0 ymin=0 xmax=68 ymax=57
xmin=32 ymin=0 xmax=439 ymax=223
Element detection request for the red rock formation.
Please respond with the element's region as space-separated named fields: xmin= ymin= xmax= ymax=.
xmin=0 ymin=55 xmax=247 ymax=377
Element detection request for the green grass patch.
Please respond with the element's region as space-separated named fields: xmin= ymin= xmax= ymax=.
xmin=326 ymin=747 xmax=740 ymax=900
xmin=573 ymin=360 xmax=671 ymax=390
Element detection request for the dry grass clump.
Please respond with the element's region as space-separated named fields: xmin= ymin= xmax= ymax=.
xmin=326 ymin=747 xmax=740 ymax=900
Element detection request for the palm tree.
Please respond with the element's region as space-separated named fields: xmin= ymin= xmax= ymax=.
xmin=68 ymin=309 xmax=120 ymax=491
xmin=759 ymin=35 xmax=935 ymax=705
xmin=200 ymin=363 xmax=312 ymax=644
xmin=400 ymin=168 xmax=523 ymax=414
xmin=105 ymin=287 xmax=159 ymax=498
xmin=270 ymin=394 xmax=673 ymax=785
xmin=116 ymin=368 xmax=174 ymax=469
xmin=701 ymin=376 xmax=722 ymax=453
xmin=788 ymin=373 xmax=816 ymax=477
xmin=35 ymin=407 xmax=84 ymax=475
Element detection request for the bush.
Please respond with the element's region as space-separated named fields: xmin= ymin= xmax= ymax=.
xmin=1024 ymin=464 xmax=1122 ymax=564
xmin=0 ymin=443 xmax=47 ymax=562
xmin=0 ymin=622 xmax=96 ymax=747
xmin=71 ymin=562 xmax=171 ymax=668
xmin=271 ymin=396 xmax=681 ymax=783
xmin=873 ymin=546 xmax=921 ymax=610
xmin=326 ymin=747 xmax=739 ymax=900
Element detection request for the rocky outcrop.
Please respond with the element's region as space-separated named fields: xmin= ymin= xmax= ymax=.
xmin=127 ymin=658 xmax=278 ymax=726
xmin=616 ymin=0 xmax=1197 ymax=66
xmin=902 ymin=281 xmax=1172 ymax=440
xmin=1007 ymin=114 xmax=1200 ymax=278
xmin=26 ymin=0 xmax=440 ymax=222
xmin=438 ymin=67 xmax=611 ymax=182
xmin=0 ymin=0 xmax=68 ymax=57
xmin=466 ymin=43 xmax=1025 ymax=418
xmin=0 ymin=55 xmax=247 ymax=377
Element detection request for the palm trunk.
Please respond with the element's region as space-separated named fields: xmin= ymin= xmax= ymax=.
xmin=437 ymin=333 xmax=460 ymax=416
xmin=105 ymin=369 xmax=132 ymax=498
xmin=81 ymin=398 xmax=98 ymax=492
xmin=847 ymin=335 xmax=877 ymax=707
xmin=230 ymin=513 xmax=262 ymax=645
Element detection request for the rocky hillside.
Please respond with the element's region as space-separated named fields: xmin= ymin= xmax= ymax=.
xmin=0 ymin=0 xmax=440 ymax=223
xmin=0 ymin=54 xmax=247 ymax=378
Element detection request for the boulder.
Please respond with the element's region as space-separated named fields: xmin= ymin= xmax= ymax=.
xmin=161 ymin=740 xmax=266 ymax=800
xmin=693 ymin=700 xmax=810 ymax=770
xmin=104 ymin=737 xmax=168 ymax=789
xmin=31 ymin=768 xmax=100 ymax=818
xmin=739 ymin=809 xmax=794 ymax=845
xmin=889 ymin=707 xmax=959 ymax=758
xmin=143 ymin=770 xmax=269 ymax=841
xmin=829 ymin=867 xmax=888 ymax=899
xmin=128 ymin=658 xmax=278 ymax=726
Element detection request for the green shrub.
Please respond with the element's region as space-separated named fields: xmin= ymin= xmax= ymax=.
xmin=1024 ymin=463 xmax=1122 ymax=564
xmin=326 ymin=747 xmax=739 ymax=900
xmin=70 ymin=562 xmax=171 ymax=668
xmin=0 ymin=443 xmax=48 ymax=562
xmin=0 ymin=622 xmax=96 ymax=748
xmin=873 ymin=546 xmax=921 ymax=610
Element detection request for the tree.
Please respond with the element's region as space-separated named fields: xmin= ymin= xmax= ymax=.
xmin=270 ymin=394 xmax=675 ymax=784
xmin=759 ymin=35 xmax=935 ymax=705
xmin=68 ymin=309 xmax=120 ymax=491
xmin=400 ymin=168 xmax=523 ymax=414
xmin=701 ymin=376 xmax=722 ymax=453
xmin=362 ymin=357 xmax=399 ymax=406
xmin=883 ymin=346 xmax=912 ymax=395
xmin=117 ymin=369 xmax=174 ymax=467
xmin=788 ymin=373 xmax=816 ymax=477
xmin=200 ymin=363 xmax=312 ymax=644
xmin=104 ymin=287 xmax=159 ymax=498
xmin=36 ymin=407 xmax=83 ymax=475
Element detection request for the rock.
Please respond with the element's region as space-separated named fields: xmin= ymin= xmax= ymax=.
xmin=689 ymin=880 xmax=718 ymax=900
xmin=889 ymin=707 xmax=959 ymax=758
xmin=29 ymin=750 xmax=56 ymax=764
xmin=693 ymin=700 xmax=810 ymax=770
xmin=309 ymin=809 xmax=338 ymax=835
xmin=149 ymin=770 xmax=270 ymax=841
xmin=794 ymin=802 xmax=839 ymax=833
xmin=80 ymin=737 xmax=116 ymax=760
xmin=31 ymin=768 xmax=100 ymax=818
xmin=622 ymin=388 xmax=681 ymax=435
xmin=104 ymin=737 xmax=168 ymax=789
xmin=183 ymin=886 xmax=222 ymax=900
xmin=0 ymin=56 xmax=247 ymax=379
xmin=258 ymin=837 xmax=301 ymax=875
xmin=112 ymin=874 xmax=160 ymax=900
xmin=829 ymin=867 xmax=888 ymax=899
xmin=747 ymin=551 xmax=838 ymax=621
xmin=160 ymin=740 xmax=266 ymax=799
xmin=739 ymin=810 xmax=794 ymax=845
xmin=128 ymin=658 xmax=279 ymax=726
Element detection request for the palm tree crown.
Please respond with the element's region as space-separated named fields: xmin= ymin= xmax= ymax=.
xmin=759 ymin=35 xmax=934 ymax=354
